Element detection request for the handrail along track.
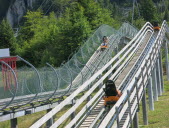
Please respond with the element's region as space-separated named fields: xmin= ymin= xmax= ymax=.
xmin=30 ymin=22 xmax=154 ymax=128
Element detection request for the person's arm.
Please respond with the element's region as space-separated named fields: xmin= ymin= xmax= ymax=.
xmin=116 ymin=89 xmax=122 ymax=97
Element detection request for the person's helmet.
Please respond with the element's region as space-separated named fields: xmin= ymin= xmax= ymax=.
xmin=106 ymin=80 xmax=116 ymax=88
xmin=104 ymin=80 xmax=117 ymax=96
xmin=103 ymin=36 xmax=108 ymax=41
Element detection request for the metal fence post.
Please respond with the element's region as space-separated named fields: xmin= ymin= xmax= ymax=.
xmin=71 ymin=99 xmax=76 ymax=120
xmin=156 ymin=59 xmax=162 ymax=96
xmin=142 ymin=90 xmax=148 ymax=125
xmin=135 ymin=77 xmax=140 ymax=112
xmin=116 ymin=107 xmax=120 ymax=128
xmin=159 ymin=50 xmax=164 ymax=93
xmin=133 ymin=112 xmax=139 ymax=128
xmin=147 ymin=75 xmax=154 ymax=111
xmin=46 ymin=108 xmax=54 ymax=127
xmin=11 ymin=118 xmax=18 ymax=128
xmin=127 ymin=90 xmax=132 ymax=127
xmin=165 ymin=41 xmax=169 ymax=80
xmin=152 ymin=67 xmax=158 ymax=101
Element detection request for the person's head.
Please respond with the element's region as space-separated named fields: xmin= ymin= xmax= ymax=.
xmin=104 ymin=80 xmax=117 ymax=96
xmin=102 ymin=36 xmax=108 ymax=43
xmin=106 ymin=80 xmax=116 ymax=89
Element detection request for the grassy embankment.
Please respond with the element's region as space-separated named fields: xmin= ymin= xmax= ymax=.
xmin=139 ymin=76 xmax=169 ymax=128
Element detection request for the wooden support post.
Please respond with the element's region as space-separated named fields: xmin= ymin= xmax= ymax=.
xmin=46 ymin=108 xmax=53 ymax=127
xmin=11 ymin=118 xmax=18 ymax=128
xmin=165 ymin=41 xmax=169 ymax=80
xmin=142 ymin=91 xmax=148 ymax=125
xmin=133 ymin=112 xmax=139 ymax=128
xmin=156 ymin=60 xmax=162 ymax=96
xmin=147 ymin=75 xmax=154 ymax=111
xmin=159 ymin=51 xmax=164 ymax=93
xmin=152 ymin=67 xmax=158 ymax=101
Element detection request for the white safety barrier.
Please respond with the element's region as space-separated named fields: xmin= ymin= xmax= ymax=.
xmin=98 ymin=20 xmax=168 ymax=128
xmin=30 ymin=22 xmax=153 ymax=128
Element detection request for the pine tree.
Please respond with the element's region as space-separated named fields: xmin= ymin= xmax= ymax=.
xmin=18 ymin=10 xmax=44 ymax=42
xmin=164 ymin=9 xmax=169 ymax=21
xmin=16 ymin=11 xmax=60 ymax=66
xmin=0 ymin=19 xmax=16 ymax=54
xmin=55 ymin=2 xmax=92 ymax=63
xmin=140 ymin=0 xmax=157 ymax=22
xmin=78 ymin=0 xmax=113 ymax=29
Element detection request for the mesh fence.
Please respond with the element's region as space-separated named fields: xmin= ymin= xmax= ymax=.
xmin=0 ymin=22 xmax=139 ymax=110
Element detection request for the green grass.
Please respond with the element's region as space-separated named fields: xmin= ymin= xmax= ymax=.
xmin=139 ymin=76 xmax=169 ymax=128
xmin=0 ymin=110 xmax=46 ymax=128
xmin=0 ymin=104 xmax=73 ymax=128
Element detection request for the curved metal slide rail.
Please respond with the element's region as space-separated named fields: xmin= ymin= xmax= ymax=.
xmin=30 ymin=22 xmax=153 ymax=128
xmin=98 ymin=20 xmax=168 ymax=128
xmin=67 ymin=24 xmax=154 ymax=128
xmin=86 ymin=24 xmax=165 ymax=128
xmin=78 ymin=26 xmax=154 ymax=128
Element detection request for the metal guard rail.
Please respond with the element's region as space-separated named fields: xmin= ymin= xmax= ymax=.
xmin=30 ymin=22 xmax=154 ymax=128
xmin=64 ymin=24 xmax=153 ymax=128
xmin=65 ymin=27 xmax=153 ymax=128
xmin=98 ymin=20 xmax=168 ymax=128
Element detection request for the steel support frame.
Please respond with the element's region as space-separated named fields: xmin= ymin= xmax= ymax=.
xmin=159 ymin=50 xmax=164 ymax=93
xmin=165 ymin=41 xmax=169 ymax=80
xmin=147 ymin=75 xmax=154 ymax=111
xmin=11 ymin=118 xmax=18 ymax=128
xmin=152 ymin=66 xmax=158 ymax=101
xmin=71 ymin=99 xmax=76 ymax=120
xmin=133 ymin=112 xmax=139 ymax=128
xmin=46 ymin=108 xmax=54 ymax=127
xmin=156 ymin=59 xmax=162 ymax=96
xmin=142 ymin=90 xmax=148 ymax=125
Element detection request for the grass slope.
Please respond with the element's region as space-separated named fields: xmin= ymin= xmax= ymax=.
xmin=139 ymin=76 xmax=169 ymax=128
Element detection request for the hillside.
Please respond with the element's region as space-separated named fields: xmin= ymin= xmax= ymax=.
xmin=0 ymin=0 xmax=169 ymax=67
xmin=0 ymin=0 xmax=133 ymax=27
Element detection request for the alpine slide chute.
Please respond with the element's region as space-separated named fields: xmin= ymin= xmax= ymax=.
xmin=0 ymin=20 xmax=169 ymax=128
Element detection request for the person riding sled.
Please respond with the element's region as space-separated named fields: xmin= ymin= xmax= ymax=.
xmin=100 ymin=36 xmax=108 ymax=51
xmin=103 ymin=80 xmax=122 ymax=107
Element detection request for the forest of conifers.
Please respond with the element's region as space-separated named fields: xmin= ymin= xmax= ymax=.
xmin=0 ymin=0 xmax=169 ymax=67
